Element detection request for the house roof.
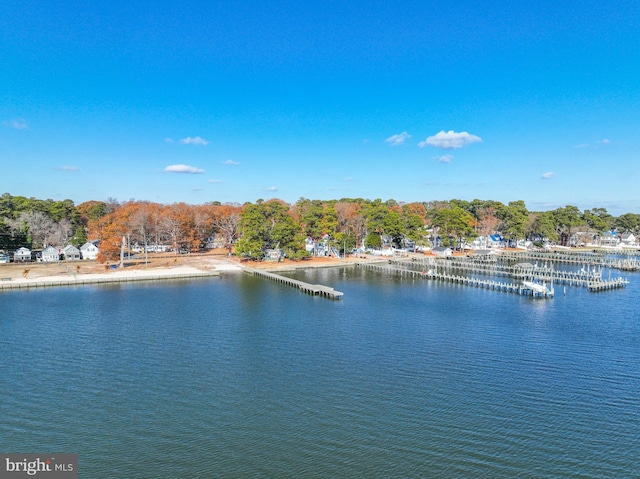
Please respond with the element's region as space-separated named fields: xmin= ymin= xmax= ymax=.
xmin=514 ymin=262 xmax=535 ymax=269
xmin=472 ymin=249 xmax=496 ymax=256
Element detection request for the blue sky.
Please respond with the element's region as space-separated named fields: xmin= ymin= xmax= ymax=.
xmin=1 ymin=1 xmax=639 ymax=214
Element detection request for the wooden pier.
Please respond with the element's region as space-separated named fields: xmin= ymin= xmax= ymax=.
xmin=587 ymin=278 xmax=629 ymax=292
xmin=244 ymin=267 xmax=343 ymax=299
xmin=403 ymin=258 xmax=601 ymax=286
xmin=404 ymin=256 xmax=630 ymax=292
xmin=498 ymin=250 xmax=640 ymax=270
xmin=356 ymin=263 xmax=554 ymax=298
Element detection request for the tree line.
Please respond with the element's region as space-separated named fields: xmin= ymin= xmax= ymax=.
xmin=1 ymin=192 xmax=640 ymax=262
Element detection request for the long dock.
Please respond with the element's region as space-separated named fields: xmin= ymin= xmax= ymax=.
xmin=356 ymin=263 xmax=554 ymax=298
xmin=243 ymin=267 xmax=343 ymax=299
xmin=402 ymin=257 xmax=603 ymax=286
xmin=498 ymin=250 xmax=640 ymax=270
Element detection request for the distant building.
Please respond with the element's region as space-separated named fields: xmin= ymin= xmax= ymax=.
xmin=80 ymin=241 xmax=100 ymax=260
xmin=620 ymin=233 xmax=637 ymax=247
xmin=62 ymin=244 xmax=81 ymax=261
xmin=488 ymin=234 xmax=505 ymax=248
xmin=471 ymin=249 xmax=498 ymax=259
xmin=13 ymin=247 xmax=31 ymax=262
xmin=432 ymin=247 xmax=453 ymax=257
xmin=41 ymin=246 xmax=60 ymax=262
xmin=0 ymin=253 xmax=10 ymax=263
xmin=264 ymin=249 xmax=284 ymax=262
xmin=599 ymin=232 xmax=619 ymax=247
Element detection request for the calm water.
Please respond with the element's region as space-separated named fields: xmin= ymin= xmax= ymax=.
xmin=1 ymin=267 xmax=639 ymax=478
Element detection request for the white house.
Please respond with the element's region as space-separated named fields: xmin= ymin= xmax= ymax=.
xmin=62 ymin=244 xmax=81 ymax=261
xmin=80 ymin=241 xmax=99 ymax=260
xmin=620 ymin=233 xmax=637 ymax=247
xmin=432 ymin=247 xmax=453 ymax=257
xmin=13 ymin=247 xmax=31 ymax=262
xmin=599 ymin=232 xmax=619 ymax=247
xmin=41 ymin=246 xmax=60 ymax=262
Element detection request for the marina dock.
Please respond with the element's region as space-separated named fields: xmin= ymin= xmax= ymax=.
xmin=403 ymin=257 xmax=607 ymax=287
xmin=356 ymin=262 xmax=555 ymax=298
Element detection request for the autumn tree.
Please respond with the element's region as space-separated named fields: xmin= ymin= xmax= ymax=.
xmin=476 ymin=206 xmax=500 ymax=238
xmin=210 ymin=204 xmax=242 ymax=253
xmin=335 ymin=201 xmax=366 ymax=249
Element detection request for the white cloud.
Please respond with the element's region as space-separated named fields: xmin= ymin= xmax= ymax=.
xmin=265 ymin=186 xmax=278 ymax=191
xmin=541 ymin=172 xmax=554 ymax=179
xmin=418 ymin=130 xmax=482 ymax=149
xmin=56 ymin=166 xmax=79 ymax=171
xmin=385 ymin=131 xmax=411 ymax=146
xmin=575 ymin=138 xmax=612 ymax=149
xmin=163 ymin=137 xmax=175 ymax=143
xmin=180 ymin=136 xmax=210 ymax=145
xmin=223 ymin=159 xmax=240 ymax=165
xmin=345 ymin=177 xmax=353 ymax=181
xmin=3 ymin=118 xmax=28 ymax=129
xmin=208 ymin=179 xmax=223 ymax=183
xmin=164 ymin=164 xmax=205 ymax=174
xmin=435 ymin=154 xmax=454 ymax=163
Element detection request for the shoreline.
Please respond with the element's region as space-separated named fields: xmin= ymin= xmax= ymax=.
xmin=0 ymin=254 xmax=386 ymax=291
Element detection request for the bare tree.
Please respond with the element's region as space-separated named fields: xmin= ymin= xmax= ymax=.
xmin=18 ymin=211 xmax=56 ymax=248
xmin=128 ymin=207 xmax=154 ymax=265
xmin=48 ymin=218 xmax=73 ymax=246
xmin=213 ymin=212 xmax=240 ymax=253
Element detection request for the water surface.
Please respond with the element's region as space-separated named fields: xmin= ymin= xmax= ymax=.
xmin=1 ymin=268 xmax=638 ymax=478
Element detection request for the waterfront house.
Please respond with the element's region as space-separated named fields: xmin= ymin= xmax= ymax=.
xmin=0 ymin=253 xmax=10 ymax=263
xmin=432 ymin=247 xmax=453 ymax=257
xmin=305 ymin=236 xmax=316 ymax=253
xmin=488 ymin=234 xmax=505 ymax=248
xmin=41 ymin=246 xmax=60 ymax=262
xmin=620 ymin=233 xmax=637 ymax=247
xmin=62 ymin=244 xmax=81 ymax=261
xmin=13 ymin=247 xmax=31 ymax=262
xmin=599 ymin=231 xmax=619 ymax=247
xmin=80 ymin=241 xmax=99 ymax=260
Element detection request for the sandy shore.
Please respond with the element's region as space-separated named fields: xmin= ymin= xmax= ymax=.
xmin=0 ymin=253 xmax=241 ymax=290
xmin=0 ymin=251 xmax=390 ymax=291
